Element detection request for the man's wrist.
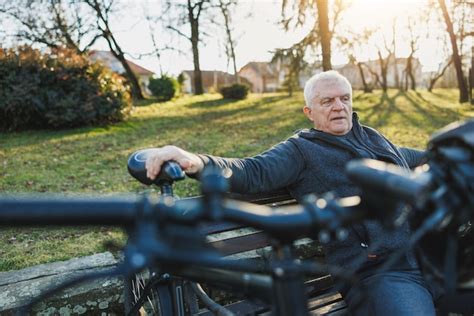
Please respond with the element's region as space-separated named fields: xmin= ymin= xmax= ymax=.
xmin=186 ymin=154 xmax=207 ymax=178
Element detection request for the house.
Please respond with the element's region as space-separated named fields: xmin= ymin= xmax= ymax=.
xmin=336 ymin=57 xmax=423 ymax=90
xmin=238 ymin=61 xmax=286 ymax=93
xmin=88 ymin=50 xmax=155 ymax=94
xmin=181 ymin=70 xmax=250 ymax=94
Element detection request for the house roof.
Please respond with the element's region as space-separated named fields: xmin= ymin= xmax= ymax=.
xmin=89 ymin=50 xmax=154 ymax=76
xmin=239 ymin=62 xmax=278 ymax=78
xmin=126 ymin=60 xmax=155 ymax=76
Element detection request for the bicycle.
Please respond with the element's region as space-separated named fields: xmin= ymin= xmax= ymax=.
xmin=0 ymin=119 xmax=473 ymax=315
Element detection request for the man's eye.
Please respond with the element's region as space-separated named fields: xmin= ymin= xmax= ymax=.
xmin=322 ymin=100 xmax=332 ymax=106
xmin=342 ymin=96 xmax=350 ymax=102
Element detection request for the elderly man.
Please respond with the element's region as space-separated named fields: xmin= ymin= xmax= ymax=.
xmin=145 ymin=71 xmax=436 ymax=315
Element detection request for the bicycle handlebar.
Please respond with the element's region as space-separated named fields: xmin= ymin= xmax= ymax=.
xmin=0 ymin=191 xmax=364 ymax=240
xmin=0 ymin=195 xmax=139 ymax=226
xmin=346 ymin=159 xmax=433 ymax=205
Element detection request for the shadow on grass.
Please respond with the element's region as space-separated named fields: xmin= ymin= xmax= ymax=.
xmin=0 ymin=98 xmax=247 ymax=149
xmin=185 ymin=94 xmax=291 ymax=109
xmin=131 ymin=96 xmax=301 ymax=140
xmin=185 ymin=97 xmax=236 ymax=108
xmin=358 ymin=90 xmax=465 ymax=132
xmin=413 ymin=91 xmax=429 ymax=103
xmin=0 ymin=121 xmax=141 ymax=150
xmin=403 ymin=91 xmax=463 ymax=127
xmin=134 ymin=97 xmax=163 ymax=107
xmin=1 ymin=95 xmax=301 ymax=153
xmin=3 ymin=92 xmax=465 ymax=153
xmin=359 ymin=91 xmax=401 ymax=128
xmin=353 ymin=91 xmax=374 ymax=102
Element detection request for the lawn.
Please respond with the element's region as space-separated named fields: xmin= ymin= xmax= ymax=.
xmin=0 ymin=89 xmax=472 ymax=271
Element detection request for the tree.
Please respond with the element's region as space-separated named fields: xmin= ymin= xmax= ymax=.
xmin=367 ymin=38 xmax=394 ymax=93
xmin=366 ymin=20 xmax=397 ymax=93
xmin=316 ymin=0 xmax=331 ymax=71
xmin=419 ymin=1 xmax=454 ymax=92
xmin=404 ymin=17 xmax=420 ymax=91
xmin=165 ymin=0 xmax=211 ymax=95
xmin=83 ymin=0 xmax=144 ymax=100
xmin=428 ymin=58 xmax=453 ymax=92
xmin=0 ymin=0 xmax=100 ymax=54
xmin=373 ymin=49 xmax=390 ymax=92
xmin=272 ymin=47 xmax=306 ymax=96
xmin=337 ymin=28 xmax=375 ymax=93
xmin=217 ymin=0 xmax=239 ymax=83
xmin=438 ymin=0 xmax=469 ymax=102
xmin=0 ymin=0 xmax=145 ymax=100
xmin=281 ymin=0 xmax=348 ymax=71
xmin=142 ymin=5 xmax=164 ymax=76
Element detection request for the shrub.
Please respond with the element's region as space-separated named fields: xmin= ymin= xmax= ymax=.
xmin=219 ymin=84 xmax=249 ymax=100
xmin=148 ymin=75 xmax=179 ymax=101
xmin=0 ymin=46 xmax=132 ymax=131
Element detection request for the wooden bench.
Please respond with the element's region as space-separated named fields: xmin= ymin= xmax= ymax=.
xmin=190 ymin=190 xmax=349 ymax=315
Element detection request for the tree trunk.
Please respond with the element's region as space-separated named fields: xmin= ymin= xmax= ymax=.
xmin=470 ymin=67 xmax=473 ymax=104
xmin=406 ymin=54 xmax=416 ymax=91
xmin=189 ymin=1 xmax=204 ymax=95
xmin=393 ymin=62 xmax=400 ymax=89
xmin=428 ymin=58 xmax=452 ymax=92
xmin=438 ymin=0 xmax=469 ymax=103
xmin=105 ymin=32 xmax=144 ymax=100
xmin=219 ymin=1 xmax=239 ymax=83
xmin=377 ymin=51 xmax=388 ymax=92
xmin=470 ymin=46 xmax=473 ymax=104
xmin=316 ymin=0 xmax=332 ymax=71
xmin=85 ymin=0 xmax=144 ymax=100
xmin=357 ymin=62 xmax=372 ymax=93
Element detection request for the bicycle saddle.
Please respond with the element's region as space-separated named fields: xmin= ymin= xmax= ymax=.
xmin=128 ymin=149 xmax=185 ymax=186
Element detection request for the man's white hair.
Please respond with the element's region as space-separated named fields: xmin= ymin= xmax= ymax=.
xmin=303 ymin=70 xmax=352 ymax=108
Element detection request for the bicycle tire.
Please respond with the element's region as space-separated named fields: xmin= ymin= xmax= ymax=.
xmin=128 ymin=270 xmax=199 ymax=316
xmin=129 ymin=271 xmax=166 ymax=316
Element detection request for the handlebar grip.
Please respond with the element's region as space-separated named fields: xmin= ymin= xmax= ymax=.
xmin=346 ymin=159 xmax=432 ymax=202
xmin=0 ymin=195 xmax=139 ymax=226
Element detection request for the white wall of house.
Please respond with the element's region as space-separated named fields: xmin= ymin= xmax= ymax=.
xmin=140 ymin=76 xmax=152 ymax=94
xmin=182 ymin=72 xmax=193 ymax=94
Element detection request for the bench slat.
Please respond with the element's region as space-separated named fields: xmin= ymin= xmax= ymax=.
xmin=311 ymin=300 xmax=347 ymax=315
xmin=308 ymin=292 xmax=343 ymax=310
xmin=209 ymin=231 xmax=270 ymax=256
xmin=199 ymin=221 xmax=245 ymax=235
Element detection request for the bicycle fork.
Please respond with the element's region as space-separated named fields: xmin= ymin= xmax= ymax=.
xmin=271 ymin=243 xmax=309 ymax=316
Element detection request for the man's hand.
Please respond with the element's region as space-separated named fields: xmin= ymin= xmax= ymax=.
xmin=145 ymin=145 xmax=204 ymax=180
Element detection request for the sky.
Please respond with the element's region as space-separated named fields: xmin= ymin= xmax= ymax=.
xmin=3 ymin=0 xmax=469 ymax=76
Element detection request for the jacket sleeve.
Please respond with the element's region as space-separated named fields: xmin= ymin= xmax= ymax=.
xmin=398 ymin=147 xmax=426 ymax=168
xmin=196 ymin=140 xmax=305 ymax=194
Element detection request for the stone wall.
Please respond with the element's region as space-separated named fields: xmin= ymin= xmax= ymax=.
xmin=0 ymin=252 xmax=123 ymax=315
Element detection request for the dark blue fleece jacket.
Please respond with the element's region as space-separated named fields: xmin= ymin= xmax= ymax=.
xmin=199 ymin=113 xmax=425 ymax=271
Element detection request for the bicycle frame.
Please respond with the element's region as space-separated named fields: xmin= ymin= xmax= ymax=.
xmin=1 ymin=117 xmax=473 ymax=315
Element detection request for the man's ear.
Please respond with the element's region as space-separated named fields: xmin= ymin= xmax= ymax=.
xmin=303 ymin=106 xmax=314 ymax=122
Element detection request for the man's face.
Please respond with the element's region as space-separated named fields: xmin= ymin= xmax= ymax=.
xmin=303 ymin=80 xmax=353 ymax=135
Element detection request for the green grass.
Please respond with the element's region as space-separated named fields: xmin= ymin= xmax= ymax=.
xmin=0 ymin=89 xmax=472 ymax=271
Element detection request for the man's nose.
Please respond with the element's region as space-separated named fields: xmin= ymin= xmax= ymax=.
xmin=332 ymin=97 xmax=344 ymax=110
